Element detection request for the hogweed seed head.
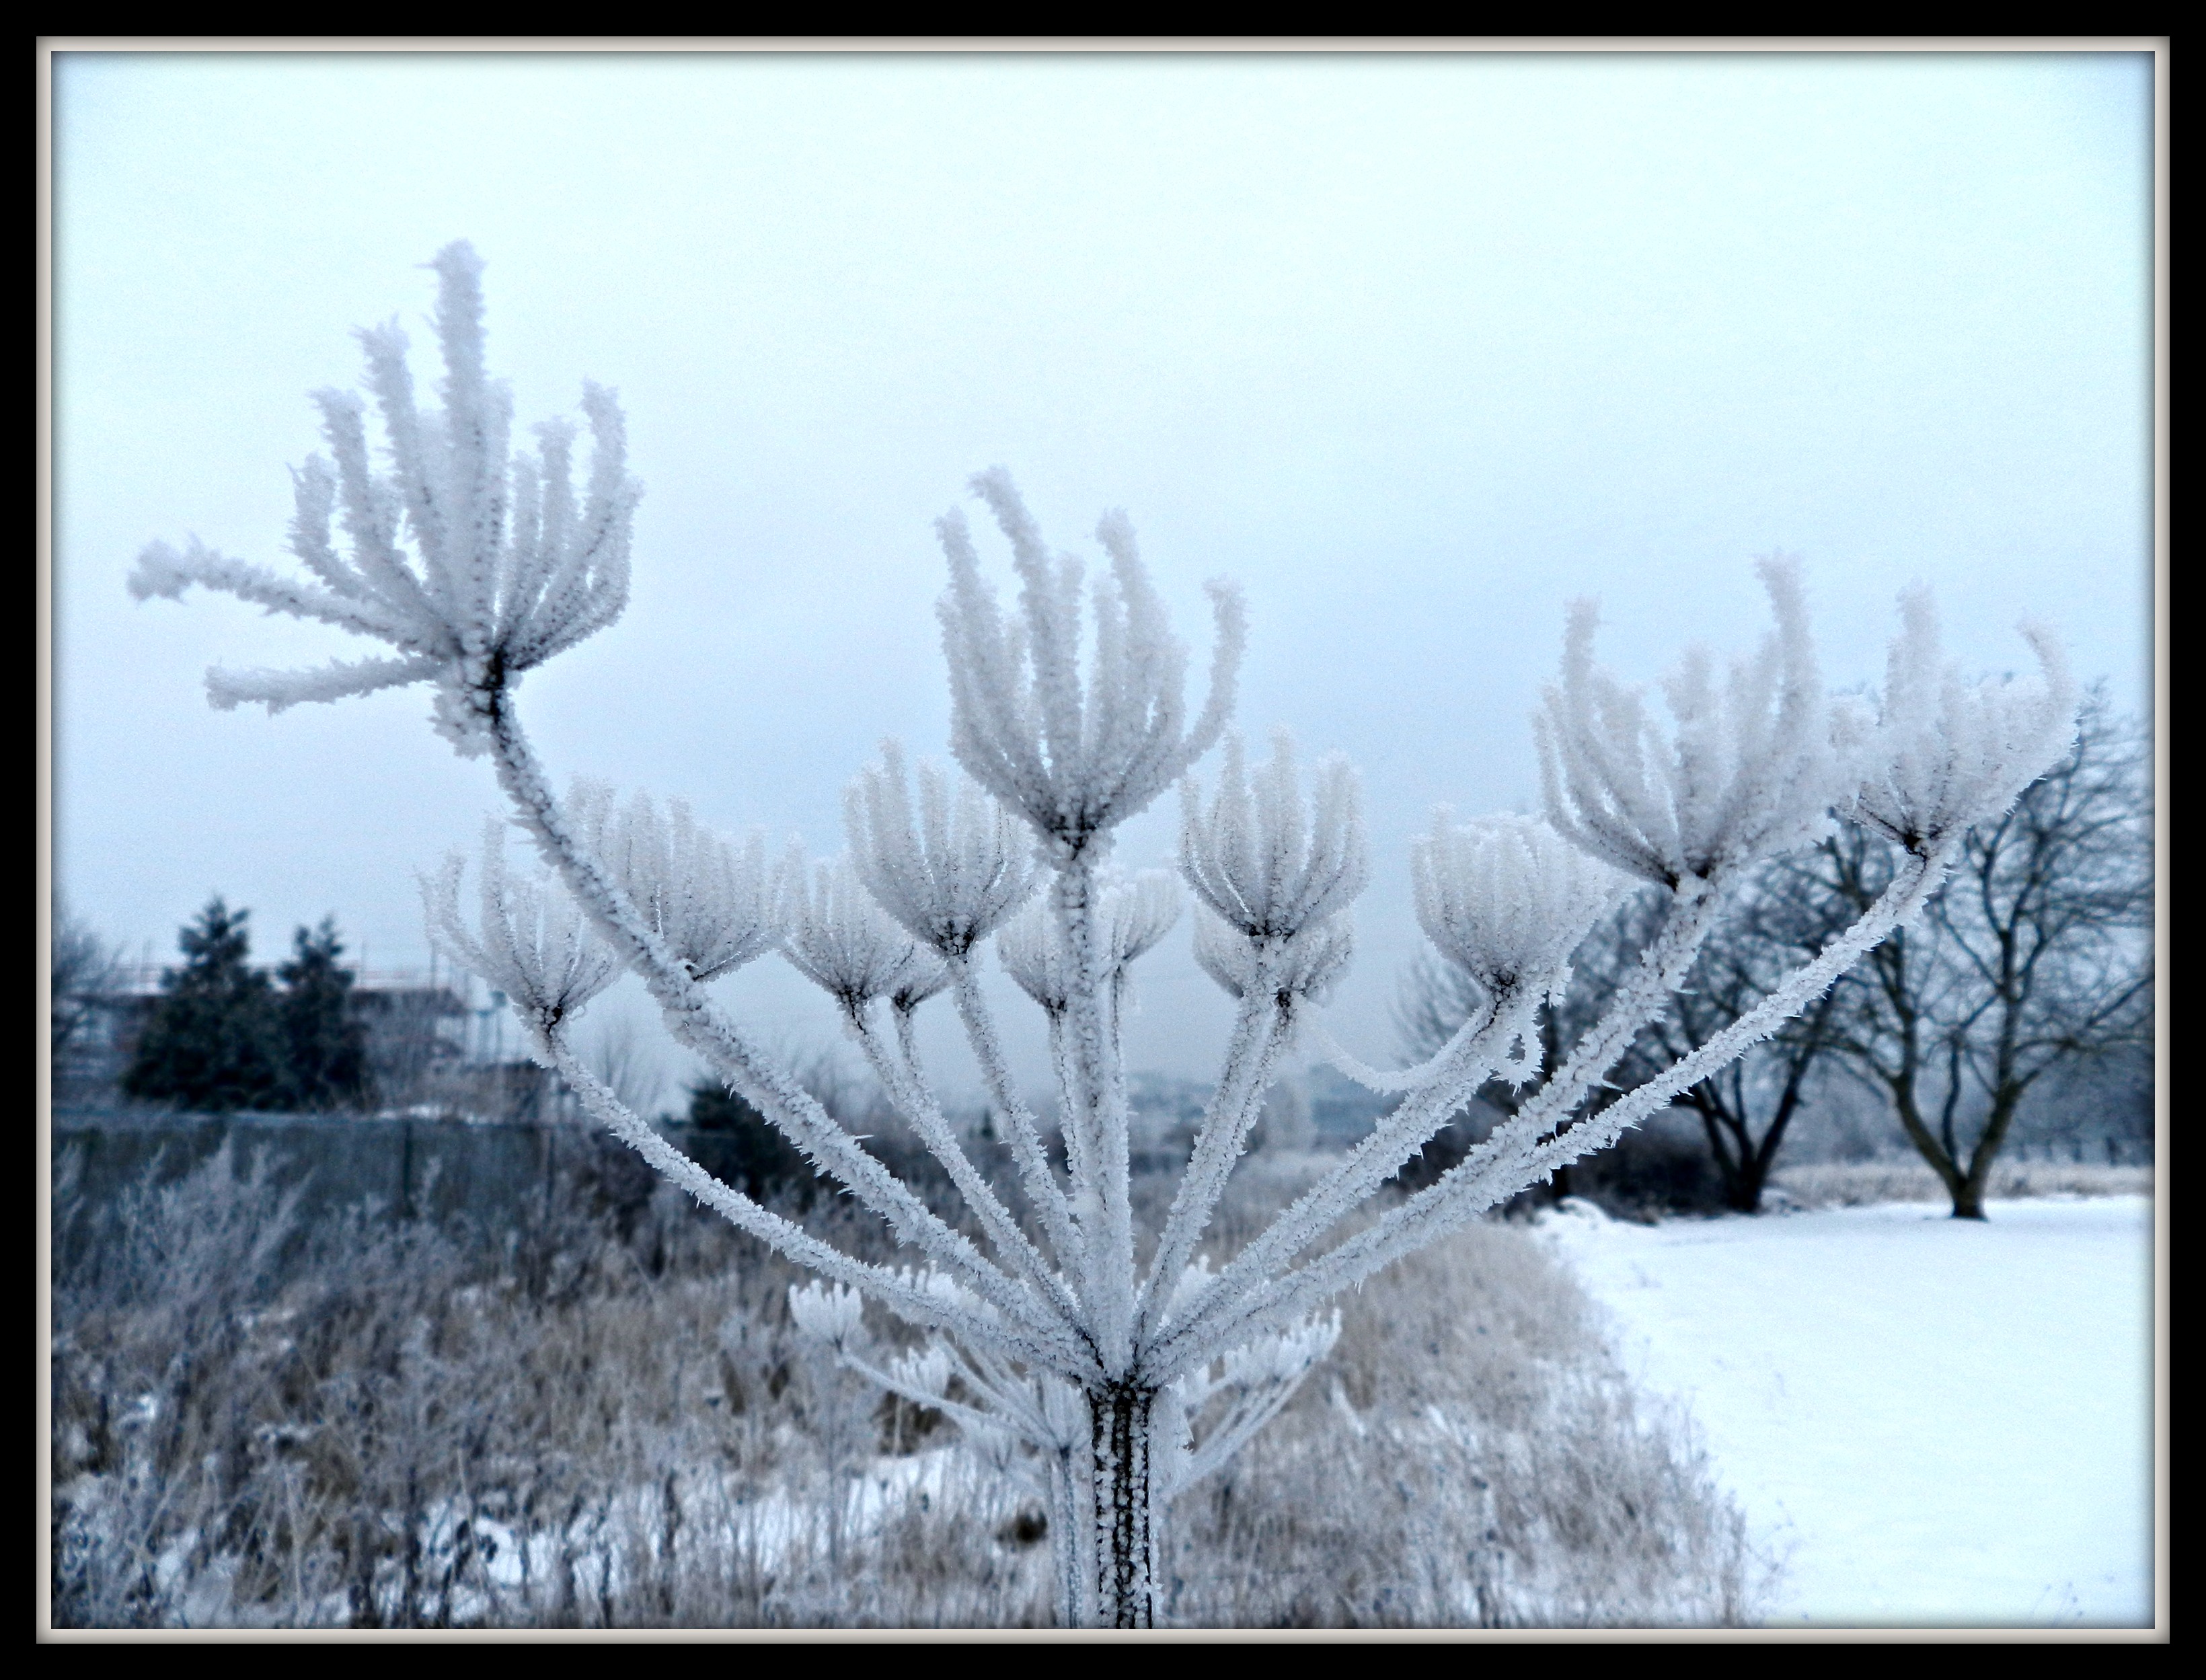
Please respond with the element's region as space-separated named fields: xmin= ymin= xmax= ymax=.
xmin=845 ymin=742 xmax=1038 ymax=959
xmin=130 ymin=243 xmax=638 ymax=756
xmin=1835 ymin=589 xmax=2077 ymax=855
xmin=1535 ymin=556 xmax=1837 ymax=888
xmin=777 ymin=848 xmax=937 ymax=1020
xmin=421 ymin=818 xmax=619 ymax=1048
xmin=1180 ymin=729 xmax=1367 ymax=942
xmin=936 ymin=469 xmax=1245 ymax=863
xmin=1410 ymin=810 xmax=1624 ymax=1003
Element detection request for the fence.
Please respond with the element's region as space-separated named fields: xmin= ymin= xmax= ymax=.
xmin=48 ymin=1110 xmax=766 ymax=1272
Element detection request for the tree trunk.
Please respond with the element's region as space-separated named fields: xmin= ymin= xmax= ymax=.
xmin=1882 ymin=1056 xmax=1977 ymax=1218
xmin=1694 ymin=1101 xmax=1761 ymax=1212
xmin=1951 ymin=1079 xmax=2026 ymax=1221
xmin=1726 ymin=1151 xmax=1768 ymax=1215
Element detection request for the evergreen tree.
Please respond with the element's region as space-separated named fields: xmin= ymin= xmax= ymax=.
xmin=687 ymin=1077 xmax=814 ymax=1203
xmin=122 ymin=897 xmax=283 ymax=1112
xmin=277 ymin=917 xmax=372 ymax=1110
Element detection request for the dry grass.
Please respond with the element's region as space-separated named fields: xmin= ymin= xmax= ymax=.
xmin=1774 ymin=1158 xmax=2154 ymax=1209
xmin=1166 ymin=1221 xmax=1761 ymax=1627
xmin=51 ymin=1145 xmax=1765 ymax=1629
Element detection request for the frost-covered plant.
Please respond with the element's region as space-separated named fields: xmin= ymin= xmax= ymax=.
xmin=130 ymin=245 xmax=2078 ymax=1628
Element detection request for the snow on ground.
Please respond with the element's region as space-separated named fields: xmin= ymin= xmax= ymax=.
xmin=1538 ymin=1195 xmax=2157 ymax=1628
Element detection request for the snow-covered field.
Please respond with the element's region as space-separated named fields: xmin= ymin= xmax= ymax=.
xmin=1539 ymin=1195 xmax=2158 ymax=1628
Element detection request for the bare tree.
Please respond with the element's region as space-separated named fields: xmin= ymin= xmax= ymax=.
xmin=1408 ymin=693 xmax=2151 ymax=1222
xmin=1393 ymin=890 xmax=1642 ymax=1203
xmin=50 ymin=896 xmax=125 ymax=1098
xmin=1399 ymin=874 xmax=1834 ymax=1215
xmin=1624 ymin=874 xmax=1850 ymax=1213
xmin=128 ymin=244 xmax=2078 ymax=1626
xmin=1779 ymin=690 xmax=2152 ymax=1219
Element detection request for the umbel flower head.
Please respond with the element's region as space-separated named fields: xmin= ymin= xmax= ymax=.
xmin=1190 ymin=903 xmax=1355 ymax=1010
xmin=934 ymin=468 xmax=1246 ymax=863
xmin=776 ymin=848 xmax=945 ymax=1021
xmin=1180 ymin=730 xmax=1366 ymax=1011
xmin=128 ymin=241 xmax=638 ymax=757
xmin=1410 ymin=810 xmax=1622 ymax=1003
xmin=1179 ymin=730 xmax=1367 ymax=943
xmin=566 ymin=779 xmax=773 ymax=983
xmin=1833 ymin=589 xmax=2077 ymax=855
xmin=421 ymin=818 xmax=619 ymax=1050
xmin=995 ymin=871 xmax=1182 ymax=1016
xmin=1534 ymin=556 xmax=1837 ymax=890
xmin=844 ymin=742 xmax=1038 ymax=959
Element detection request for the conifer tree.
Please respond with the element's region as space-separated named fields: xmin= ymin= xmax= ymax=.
xmin=276 ymin=916 xmax=372 ymax=1110
xmin=122 ymin=897 xmax=283 ymax=1112
xmin=687 ymin=1077 xmax=814 ymax=1202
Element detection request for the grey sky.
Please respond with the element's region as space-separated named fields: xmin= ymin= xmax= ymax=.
xmin=51 ymin=49 xmax=2155 ymax=1100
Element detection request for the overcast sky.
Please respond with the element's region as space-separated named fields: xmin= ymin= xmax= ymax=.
xmin=50 ymin=48 xmax=2155 ymax=1103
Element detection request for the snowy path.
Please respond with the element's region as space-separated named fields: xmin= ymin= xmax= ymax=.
xmin=1538 ymin=1196 xmax=2158 ymax=1628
